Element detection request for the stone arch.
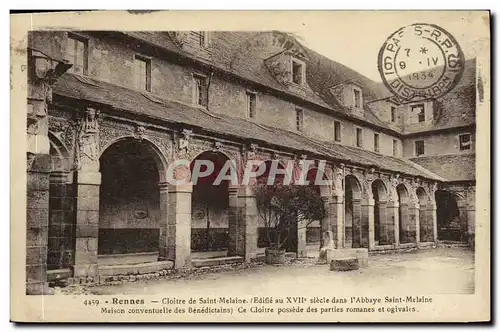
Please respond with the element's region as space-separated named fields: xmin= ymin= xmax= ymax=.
xmin=397 ymin=183 xmax=414 ymax=243
xmin=100 ymin=136 xmax=168 ymax=183
xmin=435 ymin=190 xmax=462 ymax=242
xmin=372 ymin=179 xmax=389 ymax=245
xmin=49 ymin=131 xmax=71 ymax=172
xmin=345 ymin=174 xmax=363 ymax=248
xmin=98 ymin=138 xmax=168 ymax=259
xmin=416 ymin=187 xmax=433 ymax=242
xmin=303 ymin=166 xmax=332 ymax=248
xmin=47 ymin=132 xmax=74 ymax=271
xmin=189 ymin=151 xmax=233 ymax=255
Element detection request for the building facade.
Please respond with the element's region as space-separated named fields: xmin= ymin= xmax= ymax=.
xmin=26 ymin=31 xmax=476 ymax=294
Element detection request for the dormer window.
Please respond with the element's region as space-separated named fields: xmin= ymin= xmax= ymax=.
xmin=411 ymin=104 xmax=426 ymax=123
xmin=191 ymin=31 xmax=211 ymax=48
xmin=391 ymin=106 xmax=396 ymax=122
xmin=192 ymin=74 xmax=208 ymax=107
xmin=354 ymin=88 xmax=361 ymax=108
xmin=291 ymin=58 xmax=305 ymax=85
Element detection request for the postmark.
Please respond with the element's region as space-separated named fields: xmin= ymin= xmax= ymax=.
xmin=378 ymin=23 xmax=465 ymax=102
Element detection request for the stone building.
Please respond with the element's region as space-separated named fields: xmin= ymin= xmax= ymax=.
xmin=26 ymin=31 xmax=477 ymax=294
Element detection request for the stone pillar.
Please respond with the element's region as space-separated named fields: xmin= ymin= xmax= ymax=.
xmin=418 ymin=205 xmax=428 ymax=242
xmin=330 ymin=195 xmax=344 ymax=249
xmin=47 ymin=171 xmax=74 ymax=270
xmin=158 ymin=182 xmax=169 ymax=261
xmin=320 ymin=196 xmax=333 ymax=247
xmin=399 ymin=203 xmax=410 ymax=243
xmin=235 ymin=186 xmax=258 ymax=262
xmin=166 ymin=183 xmax=193 ymax=268
xmin=362 ymin=198 xmax=375 ymax=250
xmin=26 ymin=155 xmax=51 ymax=294
xmin=387 ymin=201 xmax=399 ymax=247
xmin=351 ymin=199 xmax=362 ymax=248
xmin=227 ymin=185 xmax=239 ymax=257
xmin=72 ymin=171 xmax=101 ymax=279
xmin=427 ymin=201 xmax=438 ymax=244
xmin=26 ymin=47 xmax=70 ymax=294
xmin=297 ymin=219 xmax=307 ymax=258
xmin=457 ymin=200 xmax=469 ymax=243
xmin=377 ymin=201 xmax=389 ymax=245
xmin=409 ymin=203 xmax=420 ymax=245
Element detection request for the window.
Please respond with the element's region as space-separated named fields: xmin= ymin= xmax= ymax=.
xmin=354 ymin=89 xmax=361 ymax=108
xmin=296 ymin=108 xmax=304 ymax=131
xmin=415 ymin=140 xmax=425 ymax=156
xmin=246 ymin=92 xmax=256 ymax=119
xmin=191 ymin=31 xmax=210 ymax=47
xmin=134 ymin=55 xmax=151 ymax=91
xmin=411 ymin=104 xmax=425 ymax=123
xmin=459 ymin=134 xmax=472 ymax=151
xmin=356 ymin=128 xmax=363 ymax=148
xmin=67 ymin=35 xmax=88 ymax=75
xmin=374 ymin=133 xmax=380 ymax=152
xmin=193 ymin=75 xmax=207 ymax=107
xmin=334 ymin=121 xmax=342 ymax=142
xmin=393 ymin=139 xmax=398 ymax=156
xmin=291 ymin=59 xmax=305 ymax=85
xmin=391 ymin=106 xmax=396 ymax=122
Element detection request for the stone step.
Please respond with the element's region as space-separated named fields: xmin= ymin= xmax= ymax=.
xmin=99 ymin=260 xmax=173 ymax=277
xmin=98 ymin=252 xmax=159 ymax=266
xmin=192 ymin=256 xmax=244 ymax=268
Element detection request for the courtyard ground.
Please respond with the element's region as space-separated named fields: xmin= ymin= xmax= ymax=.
xmin=67 ymin=247 xmax=475 ymax=296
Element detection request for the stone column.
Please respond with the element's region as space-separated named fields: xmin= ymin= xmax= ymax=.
xmin=72 ymin=171 xmax=101 ymax=279
xmin=330 ymin=195 xmax=344 ymax=249
xmin=387 ymin=201 xmax=399 ymax=247
xmin=166 ymin=183 xmax=193 ymax=269
xmin=26 ymin=155 xmax=51 ymax=294
xmin=227 ymin=185 xmax=239 ymax=257
xmin=47 ymin=171 xmax=74 ymax=270
xmin=297 ymin=219 xmax=307 ymax=258
xmin=26 ymin=47 xmax=70 ymax=294
xmin=320 ymin=196 xmax=333 ymax=247
xmin=377 ymin=201 xmax=389 ymax=245
xmin=399 ymin=203 xmax=410 ymax=243
xmin=236 ymin=186 xmax=258 ymax=262
xmin=362 ymin=198 xmax=375 ymax=250
xmin=351 ymin=199 xmax=362 ymax=248
xmin=427 ymin=200 xmax=438 ymax=244
xmin=457 ymin=200 xmax=469 ymax=243
xmin=409 ymin=203 xmax=420 ymax=245
xmin=418 ymin=205 xmax=428 ymax=242
xmin=158 ymin=182 xmax=169 ymax=261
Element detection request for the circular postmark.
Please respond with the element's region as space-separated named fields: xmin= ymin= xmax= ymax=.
xmin=378 ymin=23 xmax=465 ymax=102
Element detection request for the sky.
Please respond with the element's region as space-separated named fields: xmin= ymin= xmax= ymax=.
xmin=289 ymin=11 xmax=489 ymax=81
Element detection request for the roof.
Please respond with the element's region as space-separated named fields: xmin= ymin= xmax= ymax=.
xmin=53 ymin=73 xmax=443 ymax=181
xmin=409 ymin=154 xmax=476 ymax=181
xmin=115 ymin=31 xmax=476 ymax=136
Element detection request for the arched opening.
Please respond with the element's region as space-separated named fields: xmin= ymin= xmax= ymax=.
xmin=417 ymin=187 xmax=432 ymax=242
xmin=304 ymin=167 xmax=330 ymax=250
xmin=99 ymin=139 xmax=164 ymax=262
xmin=435 ymin=190 xmax=461 ymax=241
xmin=190 ymin=151 xmax=231 ymax=257
xmin=372 ymin=180 xmax=388 ymax=246
xmin=255 ymin=160 xmax=294 ymax=252
xmin=344 ymin=175 xmax=362 ymax=248
xmin=397 ymin=184 xmax=413 ymax=243
xmin=47 ymin=135 xmax=74 ymax=271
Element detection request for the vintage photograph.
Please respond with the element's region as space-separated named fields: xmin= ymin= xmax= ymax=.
xmin=13 ymin=10 xmax=490 ymax=322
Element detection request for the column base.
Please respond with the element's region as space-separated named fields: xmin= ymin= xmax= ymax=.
xmin=26 ymin=281 xmax=53 ymax=295
xmin=71 ymin=263 xmax=99 ymax=279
